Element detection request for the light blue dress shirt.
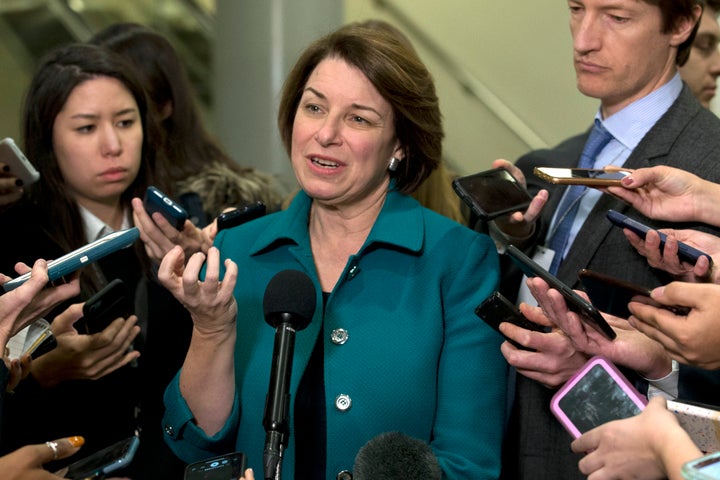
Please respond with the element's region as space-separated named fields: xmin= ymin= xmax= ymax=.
xmin=545 ymin=73 xmax=684 ymax=256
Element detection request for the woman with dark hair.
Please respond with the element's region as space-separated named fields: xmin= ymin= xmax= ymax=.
xmin=90 ymin=22 xmax=283 ymax=226
xmin=0 ymin=43 xmax=174 ymax=476
xmin=158 ymin=20 xmax=507 ymax=479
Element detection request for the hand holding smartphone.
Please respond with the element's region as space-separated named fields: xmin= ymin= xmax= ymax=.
xmin=2 ymin=228 xmax=140 ymax=293
xmin=504 ymin=244 xmax=617 ymax=340
xmin=474 ymin=291 xmax=547 ymax=351
xmin=452 ymin=168 xmax=532 ymax=220
xmin=534 ymin=166 xmax=631 ymax=187
xmin=76 ymin=279 xmax=132 ymax=334
xmin=551 ymin=355 xmax=647 ymax=438
xmin=0 ymin=137 xmax=40 ymax=186
xmin=143 ymin=186 xmax=188 ymax=231
xmin=607 ymin=209 xmax=713 ymax=267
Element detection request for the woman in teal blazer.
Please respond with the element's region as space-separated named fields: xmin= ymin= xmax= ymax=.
xmin=158 ymin=20 xmax=507 ymax=479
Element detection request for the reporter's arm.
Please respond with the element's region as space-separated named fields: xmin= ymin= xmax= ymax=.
xmin=0 ymin=436 xmax=85 ymax=480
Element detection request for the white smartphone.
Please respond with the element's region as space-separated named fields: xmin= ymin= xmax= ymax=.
xmin=2 ymin=227 xmax=140 ymax=293
xmin=0 ymin=137 xmax=40 ymax=185
xmin=551 ymin=355 xmax=647 ymax=438
xmin=682 ymin=451 xmax=720 ymax=480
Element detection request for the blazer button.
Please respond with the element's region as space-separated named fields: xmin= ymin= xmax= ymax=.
xmin=163 ymin=424 xmax=175 ymax=438
xmin=330 ymin=328 xmax=349 ymax=345
xmin=336 ymin=470 xmax=353 ymax=480
xmin=346 ymin=264 xmax=360 ymax=280
xmin=335 ymin=394 xmax=352 ymax=411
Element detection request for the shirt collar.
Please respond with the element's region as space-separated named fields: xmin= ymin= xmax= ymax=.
xmin=250 ymin=189 xmax=424 ymax=256
xmin=79 ymin=205 xmax=131 ymax=243
xmin=598 ymin=72 xmax=682 ymax=151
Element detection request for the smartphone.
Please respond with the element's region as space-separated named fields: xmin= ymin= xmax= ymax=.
xmin=682 ymin=451 xmax=720 ymax=480
xmin=184 ymin=452 xmax=247 ymax=480
xmin=0 ymin=137 xmax=40 ymax=186
xmin=534 ymin=167 xmax=632 ymax=187
xmin=667 ymin=399 xmax=720 ymax=454
xmin=76 ymin=279 xmax=132 ymax=334
xmin=452 ymin=168 xmax=533 ymax=220
xmin=64 ymin=435 xmax=139 ymax=479
xmin=144 ymin=186 xmax=189 ymax=230
xmin=474 ymin=291 xmax=547 ymax=351
xmin=2 ymin=228 xmax=140 ymax=294
xmin=217 ymin=201 xmax=266 ymax=232
xmin=606 ymin=209 xmax=713 ymax=267
xmin=578 ymin=269 xmax=690 ymax=318
xmin=5 ymin=318 xmax=56 ymax=360
xmin=504 ymin=244 xmax=617 ymax=340
xmin=550 ymin=355 xmax=647 ymax=438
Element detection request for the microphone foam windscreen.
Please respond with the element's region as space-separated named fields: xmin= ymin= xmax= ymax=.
xmin=262 ymin=269 xmax=316 ymax=330
xmin=353 ymin=431 xmax=442 ymax=480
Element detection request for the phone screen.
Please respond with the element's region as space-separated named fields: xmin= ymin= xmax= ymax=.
xmin=184 ymin=452 xmax=247 ymax=480
xmin=551 ymin=357 xmax=646 ymax=438
xmin=452 ymin=168 xmax=532 ymax=220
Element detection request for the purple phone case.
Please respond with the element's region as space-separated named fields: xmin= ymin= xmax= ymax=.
xmin=550 ymin=355 xmax=647 ymax=438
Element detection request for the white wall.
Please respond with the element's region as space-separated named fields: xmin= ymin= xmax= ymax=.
xmin=344 ymin=0 xmax=598 ymax=176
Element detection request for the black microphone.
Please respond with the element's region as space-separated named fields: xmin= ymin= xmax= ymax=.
xmin=262 ymin=269 xmax=316 ymax=480
xmin=352 ymin=432 xmax=442 ymax=480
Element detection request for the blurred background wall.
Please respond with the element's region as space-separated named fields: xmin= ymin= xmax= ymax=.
xmin=0 ymin=0 xmax=646 ymax=194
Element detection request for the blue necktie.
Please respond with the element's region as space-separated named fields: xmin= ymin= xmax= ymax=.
xmin=548 ymin=119 xmax=614 ymax=274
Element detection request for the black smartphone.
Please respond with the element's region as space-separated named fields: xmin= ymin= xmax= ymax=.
xmin=503 ymin=244 xmax=617 ymax=340
xmin=534 ymin=167 xmax=631 ymax=187
xmin=0 ymin=137 xmax=40 ymax=185
xmin=76 ymin=279 xmax=132 ymax=334
xmin=184 ymin=452 xmax=247 ymax=480
xmin=217 ymin=201 xmax=266 ymax=232
xmin=578 ymin=269 xmax=689 ymax=318
xmin=475 ymin=291 xmax=547 ymax=351
xmin=606 ymin=209 xmax=713 ymax=267
xmin=144 ymin=186 xmax=189 ymax=230
xmin=64 ymin=435 xmax=139 ymax=479
xmin=452 ymin=168 xmax=532 ymax=220
xmin=2 ymin=228 xmax=140 ymax=293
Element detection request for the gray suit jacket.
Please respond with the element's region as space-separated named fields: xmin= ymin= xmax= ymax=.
xmin=500 ymin=85 xmax=720 ymax=480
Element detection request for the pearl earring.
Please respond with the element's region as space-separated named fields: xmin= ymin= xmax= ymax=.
xmin=388 ymin=157 xmax=400 ymax=172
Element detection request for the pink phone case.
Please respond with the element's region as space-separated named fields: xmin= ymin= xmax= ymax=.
xmin=551 ymin=355 xmax=647 ymax=438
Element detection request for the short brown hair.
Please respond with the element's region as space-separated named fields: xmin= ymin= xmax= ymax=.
xmin=277 ymin=20 xmax=443 ymax=194
xmin=645 ymin=0 xmax=703 ymax=66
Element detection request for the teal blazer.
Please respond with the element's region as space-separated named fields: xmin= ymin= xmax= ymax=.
xmin=163 ymin=190 xmax=507 ymax=479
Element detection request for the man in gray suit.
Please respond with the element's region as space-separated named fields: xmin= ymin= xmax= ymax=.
xmin=495 ymin=1 xmax=720 ymax=479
